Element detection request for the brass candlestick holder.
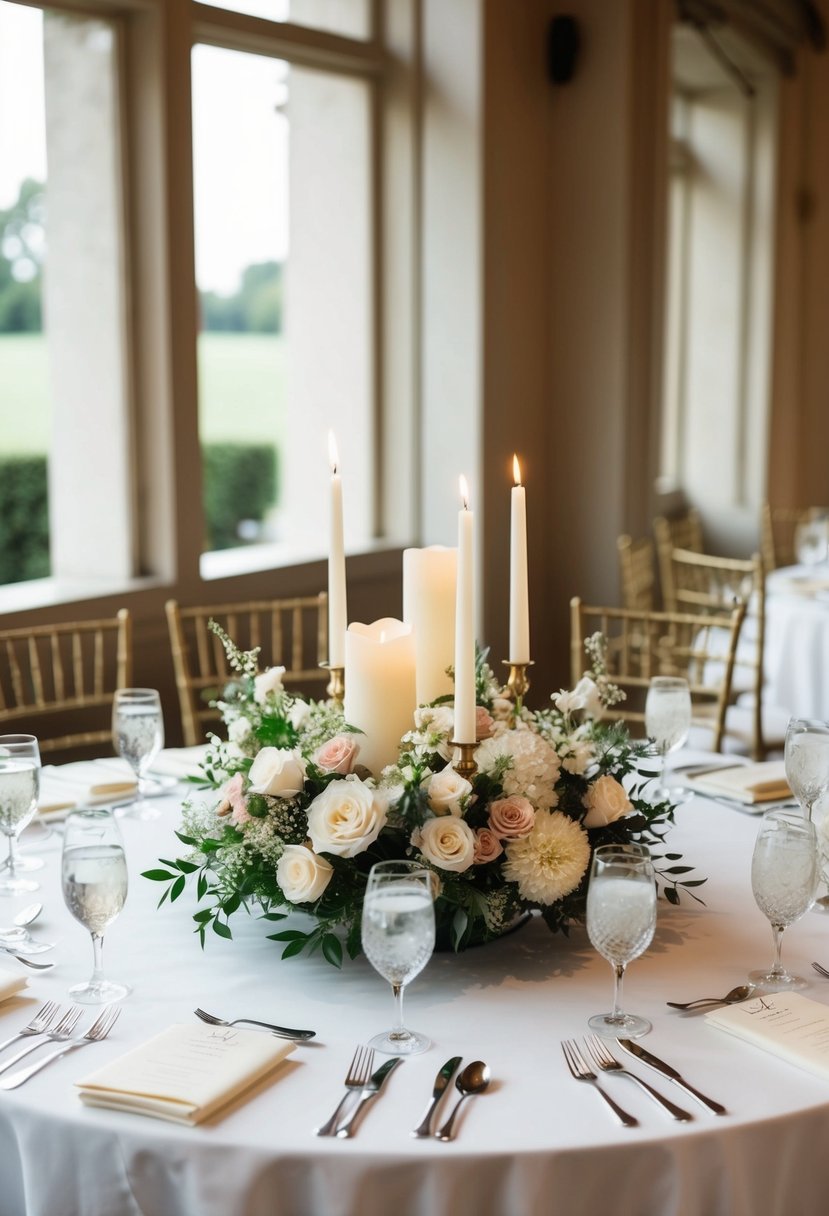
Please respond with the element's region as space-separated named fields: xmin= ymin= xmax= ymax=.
xmin=450 ymin=739 xmax=477 ymax=781
xmin=320 ymin=663 xmax=345 ymax=705
xmin=502 ymin=660 xmax=534 ymax=705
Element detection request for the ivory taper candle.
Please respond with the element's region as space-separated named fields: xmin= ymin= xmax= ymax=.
xmin=509 ymin=454 xmax=530 ymax=664
xmin=327 ymin=432 xmax=347 ymax=668
xmin=454 ymin=476 xmax=476 ymax=744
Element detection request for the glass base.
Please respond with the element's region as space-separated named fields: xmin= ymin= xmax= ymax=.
xmin=68 ymin=977 xmax=131 ymax=1004
xmin=0 ymin=875 xmax=39 ymax=895
xmin=12 ymin=854 xmax=45 ymax=873
xmin=748 ymin=967 xmax=807 ymax=991
xmin=115 ymin=800 xmax=161 ymax=821
xmin=588 ymin=1011 xmax=652 ymax=1039
xmin=368 ymin=1027 xmax=430 ymax=1056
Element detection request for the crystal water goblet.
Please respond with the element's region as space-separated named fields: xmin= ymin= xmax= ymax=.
xmin=361 ymin=860 xmax=437 ymax=1055
xmin=112 ymin=688 xmax=164 ymax=819
xmin=586 ymin=843 xmax=656 ymax=1039
xmin=61 ymin=808 xmax=130 ymax=1003
xmin=645 ymin=676 xmax=691 ymax=799
xmin=784 ymin=718 xmax=829 ymax=822
xmin=749 ymin=809 xmax=818 ymax=991
xmin=0 ymin=735 xmax=42 ymax=895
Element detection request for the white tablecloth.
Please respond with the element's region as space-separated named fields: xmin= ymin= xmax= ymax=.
xmin=765 ymin=565 xmax=829 ymax=720
xmin=1 ymin=767 xmax=829 ymax=1216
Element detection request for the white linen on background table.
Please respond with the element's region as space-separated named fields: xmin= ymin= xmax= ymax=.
xmin=2 ymin=761 xmax=829 ymax=1216
xmin=765 ymin=565 xmax=829 ymax=721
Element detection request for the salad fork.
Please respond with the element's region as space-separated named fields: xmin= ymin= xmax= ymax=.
xmin=560 ymin=1039 xmax=638 ymax=1127
xmin=194 ymin=1007 xmax=315 ymax=1040
xmin=0 ymin=1001 xmax=60 ymax=1055
xmin=315 ymin=1045 xmax=375 ymax=1136
xmin=583 ymin=1036 xmax=693 ymax=1122
xmin=0 ymin=1006 xmax=120 ymax=1090
xmin=0 ymin=1006 xmax=82 ymax=1076
xmin=811 ymin=961 xmax=829 ymax=980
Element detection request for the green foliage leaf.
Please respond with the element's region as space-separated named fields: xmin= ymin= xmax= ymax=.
xmin=170 ymin=875 xmax=186 ymax=902
xmin=212 ymin=919 xmax=233 ymax=940
xmin=142 ymin=868 xmax=176 ymax=882
xmin=322 ymin=933 xmax=343 ymax=968
xmin=281 ymin=937 xmax=308 ymax=960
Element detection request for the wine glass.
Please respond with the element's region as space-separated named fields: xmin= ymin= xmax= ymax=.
xmin=61 ymin=808 xmax=130 ymax=1003
xmin=784 ymin=718 xmax=829 ymax=821
xmin=795 ymin=517 xmax=829 ymax=566
xmin=749 ymin=809 xmax=818 ymax=992
xmin=645 ymin=676 xmax=691 ymax=799
xmin=361 ymin=860 xmax=437 ymax=1055
xmin=0 ymin=735 xmax=42 ymax=895
xmin=586 ymin=843 xmax=656 ymax=1038
xmin=112 ymin=688 xmax=164 ymax=819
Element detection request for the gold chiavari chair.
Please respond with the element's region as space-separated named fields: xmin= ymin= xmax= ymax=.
xmin=0 ymin=610 xmax=132 ymax=758
xmin=570 ymin=597 xmax=746 ymax=752
xmin=166 ymin=594 xmax=328 ymax=746
xmin=760 ymin=503 xmax=829 ymax=572
xmin=617 ymin=534 xmax=657 ymax=611
xmin=654 ymin=508 xmax=704 ymax=612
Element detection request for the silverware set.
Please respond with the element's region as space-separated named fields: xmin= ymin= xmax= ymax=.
xmin=0 ymin=1001 xmax=119 ymax=1089
xmin=562 ymin=1036 xmax=726 ymax=1126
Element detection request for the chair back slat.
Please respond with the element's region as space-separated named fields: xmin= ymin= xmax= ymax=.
xmin=654 ymin=509 xmax=704 ymax=611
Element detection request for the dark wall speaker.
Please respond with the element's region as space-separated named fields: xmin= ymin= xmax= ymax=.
xmin=547 ymin=15 xmax=580 ymax=85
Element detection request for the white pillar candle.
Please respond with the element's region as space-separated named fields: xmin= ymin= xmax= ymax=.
xmin=328 ymin=432 xmax=347 ymax=669
xmin=343 ymin=618 xmax=417 ymax=775
xmin=454 ymin=477 xmax=476 ymax=744
xmin=509 ymin=454 xmax=530 ymax=664
xmin=403 ymin=546 xmax=457 ymax=706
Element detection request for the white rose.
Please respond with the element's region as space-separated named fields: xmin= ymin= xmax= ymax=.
xmin=425 ymin=767 xmax=472 ymax=816
xmin=288 ymin=700 xmax=312 ymax=730
xmin=573 ymin=676 xmax=603 ymax=720
xmin=306 ymin=775 xmax=388 ymax=857
xmin=253 ymin=666 xmax=286 ymax=705
xmin=248 ymin=747 xmax=307 ymax=798
xmin=277 ymin=844 xmax=333 ymax=903
xmin=228 ymin=716 xmax=252 ymax=744
xmin=414 ymin=816 xmax=476 ymax=873
xmin=582 ymin=775 xmax=633 ymax=828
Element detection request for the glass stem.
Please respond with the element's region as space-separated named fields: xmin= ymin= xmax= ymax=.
xmin=7 ymin=834 xmax=19 ymax=879
xmin=806 ymin=799 xmax=815 ymax=823
xmin=611 ymin=963 xmax=626 ymax=1020
xmin=769 ymin=924 xmax=785 ymax=977
xmin=389 ymin=982 xmax=407 ymax=1040
xmin=90 ymin=932 xmax=106 ymax=986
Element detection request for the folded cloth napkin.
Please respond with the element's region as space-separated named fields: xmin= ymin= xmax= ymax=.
xmin=76 ymin=1023 xmax=295 ymax=1125
xmin=706 ymin=992 xmax=829 ymax=1081
xmin=684 ymin=760 xmax=791 ymax=805
xmin=0 ymin=969 xmax=28 ymax=1003
xmin=149 ymin=747 xmax=208 ymax=781
xmin=38 ymin=761 xmax=138 ymax=820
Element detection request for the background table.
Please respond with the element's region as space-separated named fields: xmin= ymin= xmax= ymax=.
xmin=765 ymin=564 xmax=829 ymax=720
xmin=1 ymin=770 xmax=829 ymax=1216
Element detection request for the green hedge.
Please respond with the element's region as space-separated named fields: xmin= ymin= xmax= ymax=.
xmin=0 ymin=443 xmax=279 ymax=584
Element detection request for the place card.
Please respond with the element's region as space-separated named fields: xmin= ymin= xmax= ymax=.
xmin=685 ymin=760 xmax=791 ymax=805
xmin=76 ymin=1023 xmax=295 ymax=1125
xmin=706 ymin=992 xmax=829 ymax=1080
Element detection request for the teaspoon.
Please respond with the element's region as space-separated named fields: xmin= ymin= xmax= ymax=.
xmin=0 ymin=904 xmax=42 ymax=940
xmin=435 ymin=1060 xmax=490 ymax=1141
xmin=667 ymin=984 xmax=755 ymax=1010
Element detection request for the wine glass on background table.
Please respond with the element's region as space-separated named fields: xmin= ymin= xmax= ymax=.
xmin=361 ymin=860 xmax=437 ymax=1055
xmin=112 ymin=689 xmax=164 ymax=819
xmin=750 ymin=809 xmax=818 ymax=992
xmin=61 ymin=808 xmax=130 ymax=1003
xmin=586 ymin=843 xmax=656 ymax=1039
xmin=0 ymin=735 xmax=41 ymax=895
xmin=784 ymin=719 xmax=829 ymax=822
xmin=645 ymin=676 xmax=691 ymax=800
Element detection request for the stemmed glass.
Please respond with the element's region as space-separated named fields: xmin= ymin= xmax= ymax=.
xmin=749 ymin=809 xmax=819 ymax=992
xmin=0 ymin=735 xmax=42 ymax=895
xmin=61 ymin=808 xmax=130 ymax=1003
xmin=645 ymin=676 xmax=692 ymax=800
xmin=784 ymin=719 xmax=829 ymax=822
xmin=112 ymin=688 xmax=164 ymax=819
xmin=361 ymin=860 xmax=437 ymax=1055
xmin=586 ymin=843 xmax=656 ymax=1039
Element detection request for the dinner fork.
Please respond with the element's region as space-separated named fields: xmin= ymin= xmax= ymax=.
xmin=0 ymin=1006 xmax=82 ymax=1076
xmin=560 ymin=1040 xmax=638 ymax=1127
xmin=0 ymin=1006 xmax=120 ymax=1090
xmin=315 ymin=1045 xmax=375 ymax=1137
xmin=583 ymin=1036 xmax=693 ymax=1122
xmin=811 ymin=961 xmax=829 ymax=980
xmin=0 ymin=1001 xmax=59 ymax=1055
xmin=194 ymin=1007 xmax=316 ymax=1040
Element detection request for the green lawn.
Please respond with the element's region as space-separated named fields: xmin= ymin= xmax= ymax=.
xmin=0 ymin=332 xmax=285 ymax=454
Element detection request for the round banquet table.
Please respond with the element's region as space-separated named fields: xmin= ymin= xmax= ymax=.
xmin=765 ymin=564 xmax=829 ymax=720
xmin=1 ymin=768 xmax=829 ymax=1216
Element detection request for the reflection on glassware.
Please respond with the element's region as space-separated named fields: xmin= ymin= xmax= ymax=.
xmin=361 ymin=860 xmax=436 ymax=1056
xmin=112 ymin=689 xmax=164 ymax=820
xmin=0 ymin=735 xmax=41 ymax=895
xmin=749 ymin=809 xmax=818 ymax=992
xmin=645 ymin=676 xmax=691 ymax=800
xmin=61 ymin=808 xmax=130 ymax=1003
xmin=586 ymin=843 xmax=656 ymax=1039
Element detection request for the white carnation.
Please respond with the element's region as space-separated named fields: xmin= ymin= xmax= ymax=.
xmin=253 ymin=666 xmax=286 ymax=705
xmin=228 ymin=716 xmax=252 ymax=744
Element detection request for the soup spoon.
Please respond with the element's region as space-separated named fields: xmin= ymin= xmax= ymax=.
xmin=435 ymin=1060 xmax=491 ymax=1141
xmin=666 ymin=984 xmax=755 ymax=1011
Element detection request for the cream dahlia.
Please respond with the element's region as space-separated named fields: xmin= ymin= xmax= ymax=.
xmin=502 ymin=810 xmax=590 ymax=905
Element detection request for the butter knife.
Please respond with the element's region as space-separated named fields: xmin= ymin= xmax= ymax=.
xmin=334 ymin=1057 xmax=402 ymax=1138
xmin=618 ymin=1039 xmax=727 ymax=1115
xmin=411 ymin=1056 xmax=462 ymax=1138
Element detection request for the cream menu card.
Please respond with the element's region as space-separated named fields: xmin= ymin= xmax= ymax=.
xmin=706 ymin=992 xmax=829 ymax=1080
xmin=76 ymin=1023 xmax=295 ymax=1124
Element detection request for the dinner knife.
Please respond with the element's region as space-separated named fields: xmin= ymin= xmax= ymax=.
xmin=334 ymin=1056 xmax=402 ymax=1139
xmin=411 ymin=1056 xmax=462 ymax=1138
xmin=617 ymin=1039 xmax=727 ymax=1115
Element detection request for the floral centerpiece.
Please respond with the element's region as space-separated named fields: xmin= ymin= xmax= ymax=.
xmin=145 ymin=627 xmax=702 ymax=966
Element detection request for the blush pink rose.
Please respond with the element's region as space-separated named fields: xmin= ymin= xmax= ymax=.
xmin=315 ymin=735 xmax=360 ymax=775
xmin=473 ymin=826 xmax=503 ymax=865
xmin=489 ymin=794 xmax=535 ymax=840
xmin=476 ymin=707 xmax=495 ymax=741
xmin=216 ymin=773 xmax=250 ymax=825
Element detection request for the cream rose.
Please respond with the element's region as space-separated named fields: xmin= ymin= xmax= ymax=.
xmin=315 ymin=735 xmax=360 ymax=775
xmin=489 ymin=794 xmax=535 ymax=840
xmin=253 ymin=666 xmax=286 ymax=705
xmin=276 ymin=844 xmax=333 ymax=903
xmin=472 ymin=826 xmax=503 ymax=865
xmin=582 ymin=775 xmax=633 ymax=828
xmin=426 ymin=767 xmax=472 ymax=816
xmin=414 ymin=816 xmax=476 ymax=873
xmin=306 ymin=776 xmax=388 ymax=857
xmin=248 ymin=747 xmax=307 ymax=798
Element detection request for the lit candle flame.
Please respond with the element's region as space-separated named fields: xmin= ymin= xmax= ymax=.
xmin=459 ymin=474 xmax=470 ymax=511
xmin=513 ymin=454 xmax=522 ymax=487
xmin=328 ymin=431 xmax=339 ymax=475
